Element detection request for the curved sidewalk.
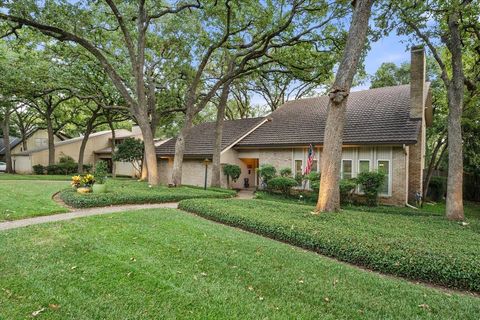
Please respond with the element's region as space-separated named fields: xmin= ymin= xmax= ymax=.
xmin=0 ymin=202 xmax=178 ymax=231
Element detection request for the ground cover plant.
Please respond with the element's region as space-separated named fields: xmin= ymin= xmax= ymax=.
xmin=60 ymin=179 xmax=236 ymax=208
xmin=1 ymin=209 xmax=479 ymax=319
xmin=179 ymin=198 xmax=480 ymax=292
xmin=0 ymin=180 xmax=69 ymax=221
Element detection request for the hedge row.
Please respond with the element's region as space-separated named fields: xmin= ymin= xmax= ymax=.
xmin=179 ymin=198 xmax=480 ymax=292
xmin=60 ymin=186 xmax=236 ymax=208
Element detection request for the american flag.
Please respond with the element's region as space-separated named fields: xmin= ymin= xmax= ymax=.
xmin=303 ymin=144 xmax=315 ymax=175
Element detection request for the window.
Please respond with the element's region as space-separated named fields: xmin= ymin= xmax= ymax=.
xmin=378 ymin=160 xmax=390 ymax=195
xmin=341 ymin=160 xmax=352 ymax=179
xmin=295 ymin=160 xmax=303 ymax=177
xmin=311 ymin=160 xmax=318 ymax=172
xmin=35 ymin=138 xmax=47 ymax=147
xmin=359 ymin=160 xmax=370 ymax=173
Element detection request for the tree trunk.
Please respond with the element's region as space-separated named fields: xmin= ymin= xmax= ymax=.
xmin=78 ymin=126 xmax=93 ymax=174
xmin=108 ymin=121 xmax=116 ymax=178
xmin=1 ymin=112 xmax=13 ymax=173
xmin=211 ymin=82 xmax=231 ymax=187
xmin=316 ymin=0 xmax=373 ymax=213
xmin=445 ymin=12 xmax=464 ymax=221
xmin=423 ymin=138 xmax=446 ymax=200
xmin=46 ymin=116 xmax=55 ymax=165
xmin=136 ymin=114 xmax=159 ymax=185
xmin=140 ymin=152 xmax=148 ymax=180
xmin=171 ymin=111 xmax=195 ymax=186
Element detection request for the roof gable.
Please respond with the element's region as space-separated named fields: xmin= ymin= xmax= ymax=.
xmin=156 ymin=117 xmax=265 ymax=157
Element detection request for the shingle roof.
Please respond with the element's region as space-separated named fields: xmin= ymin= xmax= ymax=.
xmin=0 ymin=136 xmax=20 ymax=155
xmin=156 ymin=117 xmax=266 ymax=157
xmin=236 ymin=84 xmax=423 ymax=147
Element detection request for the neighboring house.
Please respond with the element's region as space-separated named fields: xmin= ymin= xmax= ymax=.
xmin=0 ymin=128 xmax=67 ymax=161
xmin=156 ymin=47 xmax=432 ymax=206
xmin=0 ymin=136 xmax=20 ymax=161
xmin=12 ymin=126 xmax=143 ymax=176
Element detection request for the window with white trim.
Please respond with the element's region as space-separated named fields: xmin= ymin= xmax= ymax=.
xmin=377 ymin=160 xmax=390 ymax=195
xmin=294 ymin=160 xmax=303 ymax=177
xmin=341 ymin=160 xmax=352 ymax=179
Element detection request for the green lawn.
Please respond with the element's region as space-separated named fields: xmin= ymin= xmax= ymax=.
xmin=60 ymin=179 xmax=236 ymax=208
xmin=0 ymin=173 xmax=73 ymax=181
xmin=179 ymin=198 xmax=480 ymax=292
xmin=0 ymin=180 xmax=69 ymax=221
xmin=1 ymin=209 xmax=479 ymax=319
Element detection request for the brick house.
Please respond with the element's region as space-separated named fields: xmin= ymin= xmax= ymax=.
xmin=156 ymin=47 xmax=432 ymax=206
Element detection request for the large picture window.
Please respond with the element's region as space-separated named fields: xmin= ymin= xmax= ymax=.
xmin=341 ymin=160 xmax=352 ymax=179
xmin=377 ymin=160 xmax=390 ymax=195
xmin=295 ymin=160 xmax=303 ymax=177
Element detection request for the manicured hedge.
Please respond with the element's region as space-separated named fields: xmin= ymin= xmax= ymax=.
xmin=60 ymin=181 xmax=236 ymax=208
xmin=179 ymin=198 xmax=480 ymax=292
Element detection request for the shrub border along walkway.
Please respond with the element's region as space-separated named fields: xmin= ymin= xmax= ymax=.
xmin=178 ymin=199 xmax=480 ymax=294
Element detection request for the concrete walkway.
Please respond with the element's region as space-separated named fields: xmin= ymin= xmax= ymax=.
xmin=0 ymin=189 xmax=256 ymax=232
xmin=0 ymin=203 xmax=178 ymax=231
xmin=236 ymin=189 xmax=255 ymax=199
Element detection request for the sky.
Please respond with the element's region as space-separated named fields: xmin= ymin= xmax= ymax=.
xmin=353 ymin=33 xmax=411 ymax=91
xmin=250 ymin=32 xmax=412 ymax=106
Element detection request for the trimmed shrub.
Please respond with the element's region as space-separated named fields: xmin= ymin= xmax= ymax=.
xmin=83 ymin=164 xmax=93 ymax=173
xmin=223 ymin=164 xmax=241 ymax=188
xmin=258 ymin=164 xmax=276 ymax=184
xmin=306 ymin=171 xmax=320 ymax=192
xmin=94 ymin=161 xmax=109 ymax=184
xmin=339 ymin=178 xmax=357 ymax=204
xmin=60 ymin=183 xmax=236 ymax=208
xmin=59 ymin=155 xmax=76 ymax=165
xmin=279 ymin=167 xmax=292 ymax=177
xmin=32 ymin=164 xmax=45 ymax=175
xmin=356 ymin=171 xmax=385 ymax=206
xmin=267 ymin=177 xmax=298 ymax=196
xmin=294 ymin=174 xmax=304 ymax=186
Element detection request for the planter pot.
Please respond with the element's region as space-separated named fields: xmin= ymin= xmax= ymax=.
xmin=92 ymin=184 xmax=107 ymax=193
xmin=77 ymin=187 xmax=92 ymax=194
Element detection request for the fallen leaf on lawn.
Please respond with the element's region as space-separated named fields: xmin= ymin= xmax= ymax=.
xmin=247 ymin=285 xmax=254 ymax=291
xmin=127 ymin=272 xmax=132 ymax=277
xmin=258 ymin=296 xmax=264 ymax=301
xmin=333 ymin=279 xmax=339 ymax=287
xmin=31 ymin=307 xmax=46 ymax=317
xmin=324 ymin=297 xmax=330 ymax=302
xmin=48 ymin=304 xmax=60 ymax=310
xmin=2 ymin=288 xmax=12 ymax=298
xmin=70 ymin=266 xmax=77 ymax=270
xmin=130 ymin=257 xmax=136 ymax=262
xmin=418 ymin=304 xmax=430 ymax=310
xmin=298 ymin=279 xmax=304 ymax=284
xmin=200 ymin=272 xmax=207 ymax=277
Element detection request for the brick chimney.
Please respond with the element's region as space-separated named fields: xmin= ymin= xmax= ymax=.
xmin=408 ymin=45 xmax=426 ymax=205
xmin=410 ymin=45 xmax=426 ymax=119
